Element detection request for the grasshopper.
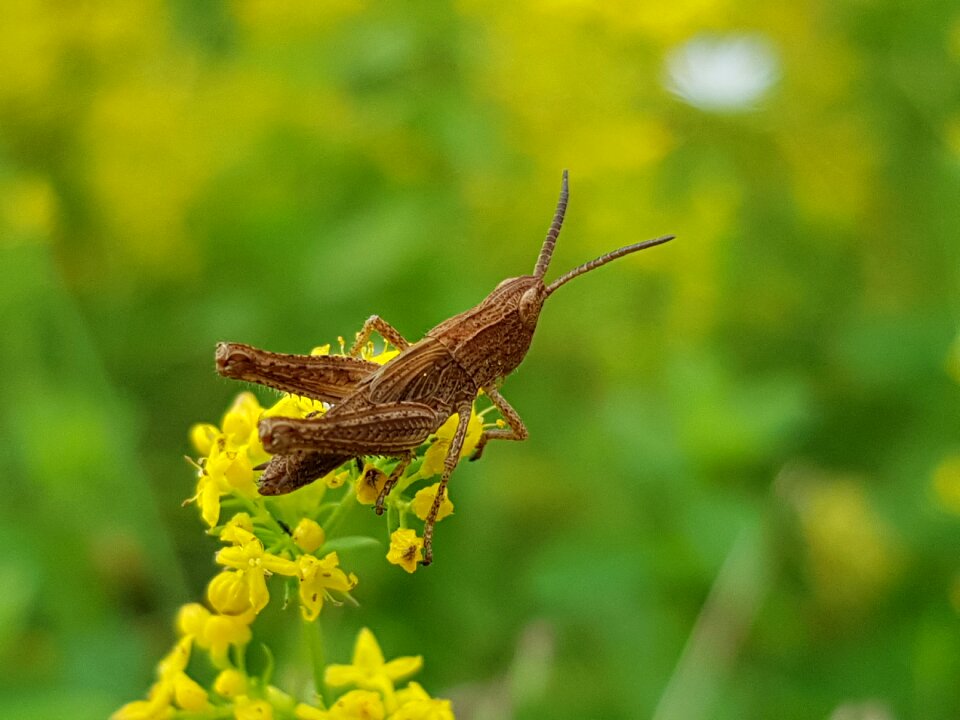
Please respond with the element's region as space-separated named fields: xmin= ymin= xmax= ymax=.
xmin=215 ymin=171 xmax=673 ymax=564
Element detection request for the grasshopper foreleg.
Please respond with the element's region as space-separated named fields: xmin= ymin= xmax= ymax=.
xmin=422 ymin=403 xmax=472 ymax=566
xmin=470 ymin=385 xmax=529 ymax=462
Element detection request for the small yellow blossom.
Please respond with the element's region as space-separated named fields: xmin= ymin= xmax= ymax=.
xmin=311 ymin=344 xmax=332 ymax=356
xmin=420 ymin=408 xmax=483 ymax=478
xmin=222 ymin=392 xmax=263 ymax=447
xmin=176 ymin=603 xmax=253 ymax=666
xmin=190 ymin=423 xmax=219 ymax=455
xmin=386 ymin=529 xmax=423 ymax=574
xmin=356 ymin=464 xmax=389 ymax=505
xmin=325 ymin=468 xmax=351 ymax=488
xmin=207 ymin=571 xmax=255 ymax=615
xmin=365 ymin=347 xmax=401 ymax=365
xmin=410 ymin=484 xmax=454 ymax=523
xmin=328 ymin=690 xmax=386 ymax=720
xmin=325 ymin=628 xmax=422 ymax=697
xmin=233 ymin=696 xmax=274 ymax=720
xmin=296 ymin=552 xmax=359 ymax=621
xmin=216 ymin=527 xmax=298 ymax=613
xmin=263 ymin=393 xmax=326 ymax=421
xmin=390 ymin=683 xmax=454 ymax=720
xmin=171 ymin=673 xmax=208 ymax=712
xmin=220 ymin=513 xmax=255 ymax=544
xmin=113 ymin=637 xmax=209 ymax=719
xmin=293 ymin=517 xmax=326 ymax=553
xmin=214 ymin=669 xmax=248 ymax=698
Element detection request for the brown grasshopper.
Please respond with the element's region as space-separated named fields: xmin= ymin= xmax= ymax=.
xmin=215 ymin=170 xmax=673 ymax=564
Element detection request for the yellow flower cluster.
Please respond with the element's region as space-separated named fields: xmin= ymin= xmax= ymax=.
xmin=295 ymin=629 xmax=453 ymax=720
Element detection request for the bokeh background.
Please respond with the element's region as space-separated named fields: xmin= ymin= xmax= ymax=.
xmin=2 ymin=1 xmax=960 ymax=718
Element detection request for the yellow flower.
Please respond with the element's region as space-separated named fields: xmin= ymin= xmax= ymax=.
xmin=293 ymin=517 xmax=326 ymax=553
xmin=214 ymin=669 xmax=248 ymax=698
xmin=325 ymin=469 xmax=351 ymax=489
xmin=176 ymin=603 xmax=253 ymax=667
xmin=365 ymin=347 xmax=401 ymax=365
xmin=208 ymin=571 xmax=255 ymax=615
xmin=410 ymin=484 xmax=454 ymax=523
xmin=325 ymin=628 xmax=422 ymax=703
xmin=190 ymin=423 xmax=219 ymax=455
xmin=296 ymin=552 xmax=359 ymax=621
xmin=390 ymin=681 xmax=454 ymax=720
xmin=220 ymin=513 xmax=255 ymax=544
xmin=328 ymin=690 xmax=386 ymax=720
xmin=386 ymin=529 xmax=423 ymax=574
xmin=356 ymin=464 xmax=389 ymax=505
xmin=222 ymin=392 xmax=264 ymax=447
xmin=420 ymin=408 xmax=483 ymax=478
xmin=233 ymin=696 xmax=274 ymax=720
xmin=112 ymin=637 xmax=209 ymax=719
xmin=216 ymin=527 xmax=298 ymax=613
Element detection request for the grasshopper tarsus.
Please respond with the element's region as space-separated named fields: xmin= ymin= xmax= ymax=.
xmin=215 ymin=172 xmax=674 ymax=564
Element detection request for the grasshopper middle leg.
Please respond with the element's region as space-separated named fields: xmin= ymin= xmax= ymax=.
xmin=470 ymin=385 xmax=529 ymax=462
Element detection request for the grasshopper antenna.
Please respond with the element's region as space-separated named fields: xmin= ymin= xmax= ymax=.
xmin=544 ymin=234 xmax=675 ymax=296
xmin=533 ymin=169 xmax=570 ymax=278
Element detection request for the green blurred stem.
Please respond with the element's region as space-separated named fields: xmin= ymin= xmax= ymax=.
xmin=305 ymin=618 xmax=328 ymax=709
xmin=324 ymin=483 xmax=356 ymax=535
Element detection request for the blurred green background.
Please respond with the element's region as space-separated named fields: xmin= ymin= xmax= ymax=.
xmin=2 ymin=1 xmax=959 ymax=718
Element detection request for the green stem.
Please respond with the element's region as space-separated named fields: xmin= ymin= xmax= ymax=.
xmin=323 ymin=484 xmax=356 ymax=535
xmin=304 ymin=617 xmax=328 ymax=709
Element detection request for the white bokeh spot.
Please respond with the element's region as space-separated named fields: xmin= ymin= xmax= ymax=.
xmin=664 ymin=34 xmax=780 ymax=113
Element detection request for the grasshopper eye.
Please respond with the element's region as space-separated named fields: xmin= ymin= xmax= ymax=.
xmin=518 ymin=286 xmax=543 ymax=327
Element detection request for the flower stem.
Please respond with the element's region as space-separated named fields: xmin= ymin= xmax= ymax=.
xmin=304 ymin=617 xmax=328 ymax=710
xmin=323 ymin=483 xmax=356 ymax=535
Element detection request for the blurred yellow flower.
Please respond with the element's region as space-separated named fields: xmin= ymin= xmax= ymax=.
xmin=390 ymin=681 xmax=454 ymax=720
xmin=325 ymin=690 xmax=386 ymax=720
xmin=112 ymin=637 xmax=208 ymax=719
xmin=325 ymin=628 xmax=423 ymax=703
xmin=214 ymin=668 xmax=248 ymax=699
xmin=233 ymin=696 xmax=275 ymax=720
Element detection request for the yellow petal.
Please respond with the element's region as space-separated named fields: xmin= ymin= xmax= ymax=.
xmin=207 ymin=571 xmax=253 ymax=615
xmin=233 ymin=696 xmax=275 ymax=720
xmin=410 ymin=484 xmax=454 ymax=523
xmin=176 ymin=604 xmax=210 ymax=638
xmin=190 ymin=424 xmax=220 ymax=455
xmin=327 ymin=690 xmax=385 ymax=720
xmin=293 ymin=518 xmax=326 ymax=553
xmin=386 ymin=529 xmax=423 ymax=574
xmin=294 ymin=703 xmax=329 ymax=719
xmin=213 ymin=669 xmax=247 ymax=699
xmin=382 ymin=656 xmax=424 ymax=683
xmin=356 ymin=464 xmax=388 ymax=505
xmin=172 ymin=672 xmax=208 ymax=711
xmin=353 ymin=627 xmax=386 ymax=668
